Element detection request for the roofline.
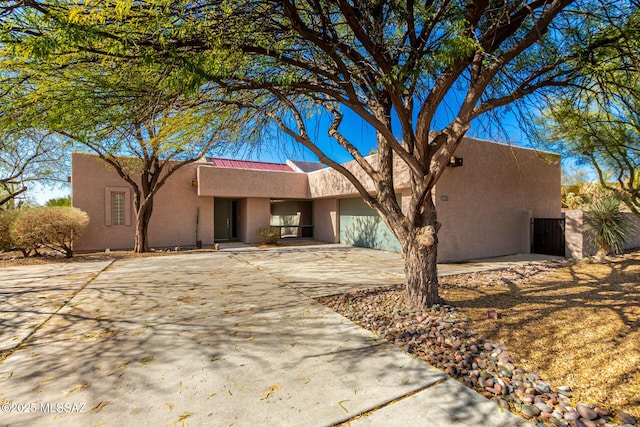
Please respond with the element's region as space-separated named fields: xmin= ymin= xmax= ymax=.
xmin=461 ymin=136 xmax=561 ymax=157
xmin=207 ymin=157 xmax=290 ymax=166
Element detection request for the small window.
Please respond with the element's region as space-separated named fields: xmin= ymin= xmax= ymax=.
xmin=105 ymin=186 xmax=131 ymax=226
xmin=112 ymin=192 xmax=125 ymax=226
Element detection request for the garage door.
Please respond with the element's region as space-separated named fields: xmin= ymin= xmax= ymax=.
xmin=339 ymin=198 xmax=401 ymax=252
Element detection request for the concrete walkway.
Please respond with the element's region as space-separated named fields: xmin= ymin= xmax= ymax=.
xmin=0 ymin=248 xmax=539 ymax=426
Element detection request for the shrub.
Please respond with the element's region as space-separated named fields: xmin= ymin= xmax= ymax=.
xmin=8 ymin=208 xmax=41 ymax=256
xmin=0 ymin=209 xmax=20 ymax=252
xmin=584 ymin=192 xmax=636 ymax=257
xmin=45 ymin=196 xmax=72 ymax=207
xmin=258 ymin=226 xmax=280 ymax=245
xmin=11 ymin=207 xmax=89 ymax=258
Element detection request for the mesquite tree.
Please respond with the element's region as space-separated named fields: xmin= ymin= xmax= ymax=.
xmin=540 ymin=12 xmax=640 ymax=216
xmin=2 ymin=0 xmax=636 ymax=304
xmin=0 ymin=55 xmax=241 ymax=252
xmin=0 ymin=129 xmax=67 ymax=208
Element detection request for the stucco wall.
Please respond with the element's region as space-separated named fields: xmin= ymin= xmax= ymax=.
xmin=72 ymin=153 xmax=214 ymax=251
xmin=73 ymin=138 xmax=561 ymax=260
xmin=625 ymin=214 xmax=640 ymax=249
xmin=313 ymin=198 xmax=339 ymax=242
xmin=239 ymin=197 xmax=271 ymax=243
xmin=307 ymin=154 xmax=411 ymax=198
xmin=306 ymin=138 xmax=561 ymax=262
xmin=564 ymin=210 xmax=589 ymax=258
xmin=198 ymin=165 xmax=310 ymax=199
xmin=565 ymin=209 xmax=640 ymax=258
xmin=435 ymin=138 xmax=561 ymax=262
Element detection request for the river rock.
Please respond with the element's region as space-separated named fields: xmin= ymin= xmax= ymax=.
xmin=564 ymin=411 xmax=580 ymax=421
xmin=521 ymin=404 xmax=541 ymax=418
xmin=550 ymin=418 xmax=569 ymax=427
xmin=618 ymin=413 xmax=637 ymax=424
xmin=535 ymin=402 xmax=553 ymax=413
xmin=536 ymin=382 xmax=551 ymax=393
xmin=500 ymin=368 xmax=513 ymax=378
xmin=577 ymin=403 xmax=598 ymax=420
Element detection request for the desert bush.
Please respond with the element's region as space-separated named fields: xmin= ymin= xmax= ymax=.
xmin=9 ymin=208 xmax=41 ymax=256
xmin=11 ymin=206 xmax=89 ymax=257
xmin=0 ymin=209 xmax=20 ymax=252
xmin=584 ymin=192 xmax=636 ymax=257
xmin=42 ymin=207 xmax=89 ymax=257
xmin=258 ymin=226 xmax=280 ymax=245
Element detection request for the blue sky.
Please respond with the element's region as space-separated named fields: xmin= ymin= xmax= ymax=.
xmin=30 ymin=103 xmax=587 ymax=205
xmin=243 ymin=102 xmax=530 ymax=164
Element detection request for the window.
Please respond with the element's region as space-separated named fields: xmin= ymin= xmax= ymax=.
xmin=112 ymin=192 xmax=125 ymax=226
xmin=105 ymin=187 xmax=131 ymax=226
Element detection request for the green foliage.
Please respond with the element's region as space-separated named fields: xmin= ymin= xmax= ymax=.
xmin=0 ymin=2 xmax=254 ymax=252
xmin=10 ymin=206 xmax=89 ymax=257
xmin=1 ymin=0 xmax=635 ymax=305
xmin=543 ymin=90 xmax=640 ymax=215
xmin=584 ymin=191 xmax=636 ymax=257
xmin=45 ymin=196 xmax=71 ymax=207
xmin=562 ymin=181 xmax=598 ymax=210
xmin=258 ymin=226 xmax=280 ymax=245
xmin=539 ymin=8 xmax=640 ymax=216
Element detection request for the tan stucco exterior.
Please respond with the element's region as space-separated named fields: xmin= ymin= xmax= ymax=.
xmin=307 ymin=152 xmax=411 ymax=198
xmin=198 ymin=165 xmax=310 ymax=199
xmin=72 ymin=137 xmax=561 ymax=262
xmin=238 ymin=197 xmax=271 ymax=243
xmin=564 ymin=209 xmax=640 ymax=258
xmin=72 ymin=153 xmax=214 ymax=251
xmin=313 ymin=198 xmax=340 ymax=243
xmin=434 ymin=139 xmax=561 ymax=261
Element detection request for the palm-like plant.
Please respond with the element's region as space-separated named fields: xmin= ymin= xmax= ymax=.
xmin=584 ymin=191 xmax=636 ymax=257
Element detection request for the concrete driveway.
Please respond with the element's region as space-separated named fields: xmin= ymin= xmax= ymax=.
xmin=0 ymin=247 xmax=531 ymax=427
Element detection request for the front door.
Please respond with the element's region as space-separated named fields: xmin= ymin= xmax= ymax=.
xmin=214 ymin=198 xmax=238 ymax=241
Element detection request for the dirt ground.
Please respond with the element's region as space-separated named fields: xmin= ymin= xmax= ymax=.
xmin=441 ymin=253 xmax=640 ymax=419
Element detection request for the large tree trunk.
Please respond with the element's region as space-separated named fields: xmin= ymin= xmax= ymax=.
xmin=403 ymin=196 xmax=440 ymax=308
xmin=133 ymin=199 xmax=153 ymax=253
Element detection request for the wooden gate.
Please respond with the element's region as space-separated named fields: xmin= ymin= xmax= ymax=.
xmin=531 ymin=218 xmax=565 ymax=256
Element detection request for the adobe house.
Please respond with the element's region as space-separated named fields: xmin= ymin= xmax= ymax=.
xmin=71 ymin=137 xmax=561 ymax=262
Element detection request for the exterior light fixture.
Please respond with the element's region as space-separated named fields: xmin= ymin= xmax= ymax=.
xmin=448 ymin=157 xmax=463 ymax=167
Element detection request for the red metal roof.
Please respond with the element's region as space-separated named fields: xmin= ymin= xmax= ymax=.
xmin=207 ymin=157 xmax=294 ymax=172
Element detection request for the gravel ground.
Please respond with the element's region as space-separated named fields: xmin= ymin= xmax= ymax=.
xmin=318 ymin=259 xmax=639 ymax=427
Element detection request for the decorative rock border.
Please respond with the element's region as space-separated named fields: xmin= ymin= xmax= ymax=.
xmin=319 ymin=288 xmax=638 ymax=427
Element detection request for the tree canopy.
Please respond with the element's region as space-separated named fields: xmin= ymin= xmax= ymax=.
xmin=2 ymin=0 xmax=638 ymax=305
xmin=0 ymin=10 xmax=251 ymax=251
xmin=0 ymin=128 xmax=67 ymax=208
xmin=539 ymin=14 xmax=640 ymax=215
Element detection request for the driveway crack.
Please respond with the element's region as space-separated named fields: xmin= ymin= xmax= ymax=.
xmin=0 ymin=259 xmax=116 ymax=364
xmin=331 ymin=377 xmax=450 ymax=426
